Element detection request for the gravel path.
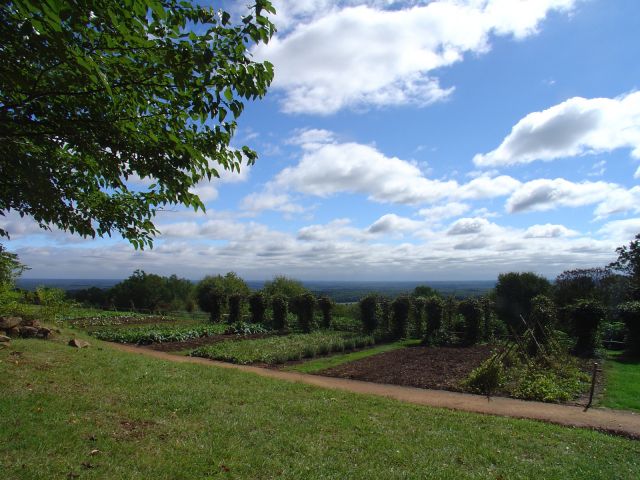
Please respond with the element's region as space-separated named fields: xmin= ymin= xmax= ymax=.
xmin=110 ymin=342 xmax=640 ymax=439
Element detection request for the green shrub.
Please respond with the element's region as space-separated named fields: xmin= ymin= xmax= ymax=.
xmin=248 ymin=292 xmax=266 ymax=324
xmin=228 ymin=293 xmax=243 ymax=324
xmin=411 ymin=296 xmax=426 ymax=338
xmin=464 ymin=359 xmax=504 ymax=395
xmin=390 ymin=296 xmax=411 ymax=340
xmin=293 ymin=292 xmax=316 ymax=333
xmin=458 ymin=298 xmax=483 ymax=346
xmin=317 ymin=296 xmax=333 ymax=329
xmin=359 ymin=295 xmax=378 ymax=334
xmin=569 ymin=299 xmax=605 ymax=356
xmin=424 ymin=296 xmax=445 ymax=345
xmin=527 ymin=294 xmax=557 ymax=355
xmin=617 ymin=301 xmax=640 ymax=355
xmin=271 ymin=294 xmax=288 ymax=331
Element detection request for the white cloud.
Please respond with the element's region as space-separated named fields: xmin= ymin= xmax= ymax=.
xmin=524 ymin=224 xmax=578 ymax=238
xmin=274 ymin=133 xmax=520 ymax=206
xmin=598 ymin=218 xmax=640 ymax=243
xmin=474 ymin=92 xmax=640 ymax=167
xmin=240 ymin=192 xmax=305 ymax=214
xmin=367 ymin=214 xmax=424 ymax=234
xmin=256 ymin=0 xmax=576 ymax=114
xmin=635 ymin=166 xmax=640 ymax=179
xmin=298 ymin=218 xmax=366 ymax=241
xmin=418 ymin=202 xmax=470 ymax=221
xmin=505 ymin=178 xmax=636 ymax=217
xmin=447 ymin=217 xmax=491 ymax=235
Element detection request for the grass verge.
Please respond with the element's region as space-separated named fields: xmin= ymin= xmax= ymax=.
xmin=1 ymin=330 xmax=639 ymax=479
xmin=601 ymin=350 xmax=640 ymax=411
xmin=286 ymin=339 xmax=420 ymax=373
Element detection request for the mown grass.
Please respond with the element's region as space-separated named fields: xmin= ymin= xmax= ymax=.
xmin=1 ymin=330 xmax=639 ymax=479
xmin=192 ymin=331 xmax=375 ymax=365
xmin=287 ymin=339 xmax=420 ymax=374
xmin=601 ymin=351 xmax=640 ymax=411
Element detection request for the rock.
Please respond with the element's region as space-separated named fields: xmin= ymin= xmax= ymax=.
xmin=37 ymin=327 xmax=52 ymax=339
xmin=5 ymin=327 xmax=20 ymax=338
xmin=19 ymin=326 xmax=39 ymax=338
xmin=0 ymin=335 xmax=10 ymax=343
xmin=0 ymin=316 xmax=22 ymax=330
xmin=20 ymin=318 xmax=40 ymax=327
xmin=68 ymin=338 xmax=90 ymax=349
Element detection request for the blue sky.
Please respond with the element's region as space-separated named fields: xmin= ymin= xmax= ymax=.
xmin=5 ymin=0 xmax=640 ymax=280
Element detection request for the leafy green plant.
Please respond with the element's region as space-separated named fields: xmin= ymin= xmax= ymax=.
xmin=463 ymin=358 xmax=505 ymax=395
xmin=227 ymin=322 xmax=268 ymax=336
xmin=191 ymin=332 xmax=375 ymax=365
xmin=91 ymin=324 xmax=227 ymax=344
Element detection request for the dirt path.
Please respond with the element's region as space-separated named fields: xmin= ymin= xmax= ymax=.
xmin=110 ymin=343 xmax=640 ymax=439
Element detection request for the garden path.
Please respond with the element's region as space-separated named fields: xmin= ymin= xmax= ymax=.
xmin=110 ymin=343 xmax=640 ymax=439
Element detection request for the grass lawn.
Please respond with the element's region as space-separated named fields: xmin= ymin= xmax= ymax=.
xmin=286 ymin=339 xmax=420 ymax=374
xmin=601 ymin=351 xmax=640 ymax=412
xmin=1 ymin=330 xmax=639 ymax=479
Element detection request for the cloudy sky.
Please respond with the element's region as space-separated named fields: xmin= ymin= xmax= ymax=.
xmin=5 ymin=0 xmax=640 ymax=281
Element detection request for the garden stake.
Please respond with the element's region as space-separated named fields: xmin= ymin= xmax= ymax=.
xmin=584 ymin=362 xmax=600 ymax=411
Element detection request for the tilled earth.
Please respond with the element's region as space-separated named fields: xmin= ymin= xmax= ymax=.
xmin=320 ymin=344 xmax=495 ymax=391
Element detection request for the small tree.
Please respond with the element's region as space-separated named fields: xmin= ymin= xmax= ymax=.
xmin=609 ymin=233 xmax=640 ymax=300
xmin=412 ymin=296 xmax=427 ymax=338
xmin=248 ymin=292 xmax=266 ymax=325
xmin=293 ymin=292 xmax=316 ymax=333
xmin=569 ymin=299 xmax=606 ymax=356
xmin=424 ymin=296 xmax=445 ymax=345
xmin=391 ymin=296 xmax=411 ymax=340
xmin=527 ymin=294 xmax=557 ymax=355
xmin=359 ymin=295 xmax=378 ymax=334
xmin=272 ymin=294 xmax=288 ymax=331
xmin=317 ymin=296 xmax=333 ymax=329
xmin=228 ymin=294 xmax=243 ymax=324
xmin=458 ymin=298 xmax=483 ymax=346
xmin=495 ymin=272 xmax=551 ymax=333
xmin=617 ymin=301 xmax=640 ymax=356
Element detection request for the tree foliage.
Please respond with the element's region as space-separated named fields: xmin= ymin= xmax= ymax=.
xmin=109 ymin=269 xmax=191 ymax=311
xmin=390 ymin=295 xmax=411 ymax=340
xmin=458 ymin=298 xmax=483 ymax=346
xmin=495 ymin=272 xmax=551 ymax=332
xmin=609 ymin=233 xmax=640 ymax=300
xmin=195 ymin=272 xmax=249 ymax=322
xmin=262 ymin=275 xmax=308 ymax=299
xmin=317 ymin=295 xmax=333 ymax=329
xmin=0 ymin=0 xmax=275 ymax=247
xmin=359 ymin=295 xmax=378 ymax=335
xmin=0 ymin=244 xmax=28 ymax=285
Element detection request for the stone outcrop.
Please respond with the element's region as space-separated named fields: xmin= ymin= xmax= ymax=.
xmin=68 ymin=338 xmax=90 ymax=349
xmin=0 ymin=316 xmax=54 ymax=340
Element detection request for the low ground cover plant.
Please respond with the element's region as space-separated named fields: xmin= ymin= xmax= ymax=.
xmin=192 ymin=331 xmax=375 ymax=365
xmin=90 ymin=323 xmax=229 ymax=344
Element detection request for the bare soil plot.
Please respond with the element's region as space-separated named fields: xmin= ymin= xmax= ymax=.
xmin=319 ymin=344 xmax=494 ymax=391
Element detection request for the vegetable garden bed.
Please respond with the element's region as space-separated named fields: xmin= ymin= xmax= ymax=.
xmin=191 ymin=331 xmax=375 ymax=365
